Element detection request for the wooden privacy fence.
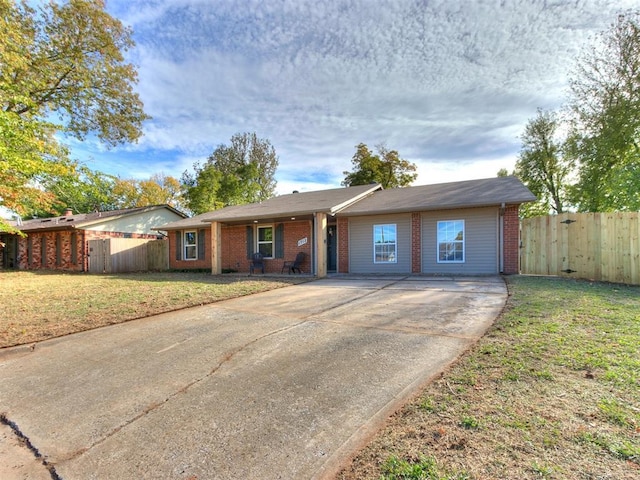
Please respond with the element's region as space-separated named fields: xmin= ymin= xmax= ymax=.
xmin=88 ymin=238 xmax=169 ymax=273
xmin=520 ymin=212 xmax=640 ymax=285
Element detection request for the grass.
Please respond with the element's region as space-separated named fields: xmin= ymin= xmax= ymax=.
xmin=0 ymin=270 xmax=308 ymax=348
xmin=338 ymin=276 xmax=640 ymax=480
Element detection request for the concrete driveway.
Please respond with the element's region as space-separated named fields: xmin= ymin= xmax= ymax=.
xmin=0 ymin=276 xmax=507 ymax=480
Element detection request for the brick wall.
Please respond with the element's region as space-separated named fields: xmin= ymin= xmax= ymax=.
xmin=502 ymin=205 xmax=520 ymax=274
xmin=15 ymin=229 xmax=157 ymax=271
xmin=411 ymin=213 xmax=421 ymax=273
xmin=169 ymin=228 xmax=211 ymax=270
xmin=337 ymin=217 xmax=349 ymax=273
xmin=169 ymin=221 xmax=313 ymax=274
xmin=17 ymin=231 xmax=83 ymax=271
xmin=279 ymin=221 xmax=312 ymax=274
xmin=220 ymin=225 xmax=246 ymax=271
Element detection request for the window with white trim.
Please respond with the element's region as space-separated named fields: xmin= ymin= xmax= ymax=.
xmin=373 ymin=224 xmax=397 ymax=263
xmin=184 ymin=231 xmax=197 ymax=260
xmin=257 ymin=225 xmax=273 ymax=258
xmin=437 ymin=220 xmax=464 ymax=262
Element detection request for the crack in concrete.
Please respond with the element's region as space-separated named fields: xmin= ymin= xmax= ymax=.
xmin=0 ymin=413 xmax=62 ymax=480
xmin=62 ymin=318 xmax=311 ymax=463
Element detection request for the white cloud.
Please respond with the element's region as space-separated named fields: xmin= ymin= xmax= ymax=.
xmin=81 ymin=0 xmax=636 ymax=192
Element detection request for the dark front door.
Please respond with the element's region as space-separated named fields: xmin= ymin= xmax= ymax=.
xmin=327 ymin=225 xmax=337 ymax=272
xmin=1 ymin=235 xmax=18 ymax=269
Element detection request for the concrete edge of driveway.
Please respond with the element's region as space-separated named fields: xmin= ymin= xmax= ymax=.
xmin=313 ymin=336 xmax=489 ymax=480
xmin=314 ymin=371 xmax=441 ymax=480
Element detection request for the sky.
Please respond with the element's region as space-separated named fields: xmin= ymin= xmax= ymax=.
xmin=68 ymin=0 xmax=637 ymax=196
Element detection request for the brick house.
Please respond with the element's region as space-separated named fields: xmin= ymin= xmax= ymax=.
xmin=157 ymin=177 xmax=536 ymax=277
xmin=0 ymin=205 xmax=186 ymax=271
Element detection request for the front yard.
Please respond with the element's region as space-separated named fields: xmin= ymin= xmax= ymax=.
xmin=0 ymin=271 xmax=306 ymax=348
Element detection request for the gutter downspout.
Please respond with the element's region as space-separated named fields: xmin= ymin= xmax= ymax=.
xmin=499 ymin=202 xmax=505 ymax=273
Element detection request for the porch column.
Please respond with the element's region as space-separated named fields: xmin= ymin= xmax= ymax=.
xmin=315 ymin=212 xmax=327 ymax=278
xmin=210 ymin=221 xmax=222 ymax=275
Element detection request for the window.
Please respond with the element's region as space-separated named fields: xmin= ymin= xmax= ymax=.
xmin=373 ymin=224 xmax=397 ymax=263
xmin=437 ymin=220 xmax=464 ymax=262
xmin=184 ymin=231 xmax=197 ymax=260
xmin=257 ymin=225 xmax=273 ymax=258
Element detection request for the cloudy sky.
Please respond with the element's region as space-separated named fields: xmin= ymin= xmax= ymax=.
xmin=71 ymin=0 xmax=636 ymax=195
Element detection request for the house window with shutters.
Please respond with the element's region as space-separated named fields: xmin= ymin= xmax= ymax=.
xmin=184 ymin=231 xmax=197 ymax=260
xmin=257 ymin=225 xmax=273 ymax=258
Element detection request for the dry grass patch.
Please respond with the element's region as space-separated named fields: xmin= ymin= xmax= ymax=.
xmin=0 ymin=271 xmax=307 ymax=348
xmin=338 ymin=276 xmax=640 ymax=480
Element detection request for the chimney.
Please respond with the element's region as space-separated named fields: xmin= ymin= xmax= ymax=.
xmin=63 ymin=208 xmax=73 ymax=217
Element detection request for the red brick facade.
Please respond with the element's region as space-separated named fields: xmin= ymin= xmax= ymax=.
xmin=169 ymin=221 xmax=313 ymax=274
xmin=502 ymin=204 xmax=521 ymax=275
xmin=220 ymin=225 xmax=248 ymax=271
xmin=337 ymin=217 xmax=349 ymax=273
xmin=169 ymin=228 xmax=211 ymax=270
xmin=14 ymin=230 xmax=157 ymax=272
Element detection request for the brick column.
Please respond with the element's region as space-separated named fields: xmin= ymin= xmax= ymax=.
xmin=502 ymin=205 xmax=520 ymax=274
xmin=337 ymin=217 xmax=349 ymax=273
xmin=411 ymin=212 xmax=421 ymax=273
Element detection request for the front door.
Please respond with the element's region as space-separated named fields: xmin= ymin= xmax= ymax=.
xmin=327 ymin=225 xmax=337 ymax=272
xmin=1 ymin=235 xmax=18 ymax=269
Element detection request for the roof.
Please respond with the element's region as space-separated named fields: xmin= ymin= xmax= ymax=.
xmin=159 ymin=184 xmax=382 ymax=229
xmin=339 ymin=176 xmax=537 ymax=216
xmin=152 ymin=210 xmax=221 ymax=230
xmin=9 ymin=205 xmax=187 ymax=233
xmin=155 ymin=177 xmax=535 ymax=230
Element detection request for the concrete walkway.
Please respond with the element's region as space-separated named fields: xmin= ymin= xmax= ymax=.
xmin=0 ymin=276 xmax=507 ymax=480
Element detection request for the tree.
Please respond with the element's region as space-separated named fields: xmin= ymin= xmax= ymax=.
xmin=0 ymin=0 xmax=148 ymax=231
xmin=181 ymin=133 xmax=279 ymax=214
xmin=28 ymin=165 xmax=118 ymax=217
xmin=137 ymin=174 xmax=183 ymax=208
xmin=342 ymin=143 xmax=417 ymax=189
xmin=567 ymin=11 xmax=640 ymax=211
xmin=515 ymin=109 xmax=572 ymax=216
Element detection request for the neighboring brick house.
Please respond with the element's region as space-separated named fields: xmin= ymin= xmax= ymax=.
xmin=0 ymin=205 xmax=186 ymax=272
xmin=156 ymin=177 xmax=536 ymax=277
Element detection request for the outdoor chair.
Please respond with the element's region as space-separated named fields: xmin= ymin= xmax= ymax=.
xmin=281 ymin=252 xmax=305 ymax=274
xmin=249 ymin=252 xmax=264 ymax=274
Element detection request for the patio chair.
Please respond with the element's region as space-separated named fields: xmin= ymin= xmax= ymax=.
xmin=249 ymin=252 xmax=264 ymax=274
xmin=281 ymin=252 xmax=306 ymax=274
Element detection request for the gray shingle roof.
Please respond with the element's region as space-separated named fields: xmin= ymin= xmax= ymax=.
xmin=11 ymin=205 xmax=186 ymax=232
xmin=198 ymin=183 xmax=382 ymax=224
xmin=155 ymin=177 xmax=535 ymax=230
xmin=339 ymin=176 xmax=537 ymax=215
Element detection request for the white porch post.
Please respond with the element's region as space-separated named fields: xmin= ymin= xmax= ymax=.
xmin=210 ymin=221 xmax=222 ymax=275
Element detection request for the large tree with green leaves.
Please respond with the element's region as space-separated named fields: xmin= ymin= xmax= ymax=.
xmin=515 ymin=109 xmax=572 ymax=216
xmin=29 ymin=168 xmax=184 ymax=217
xmin=342 ymin=143 xmax=417 ymax=189
xmin=181 ymin=132 xmax=279 ymax=214
xmin=0 ymin=0 xmax=148 ymax=231
xmin=567 ymin=11 xmax=640 ymax=212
